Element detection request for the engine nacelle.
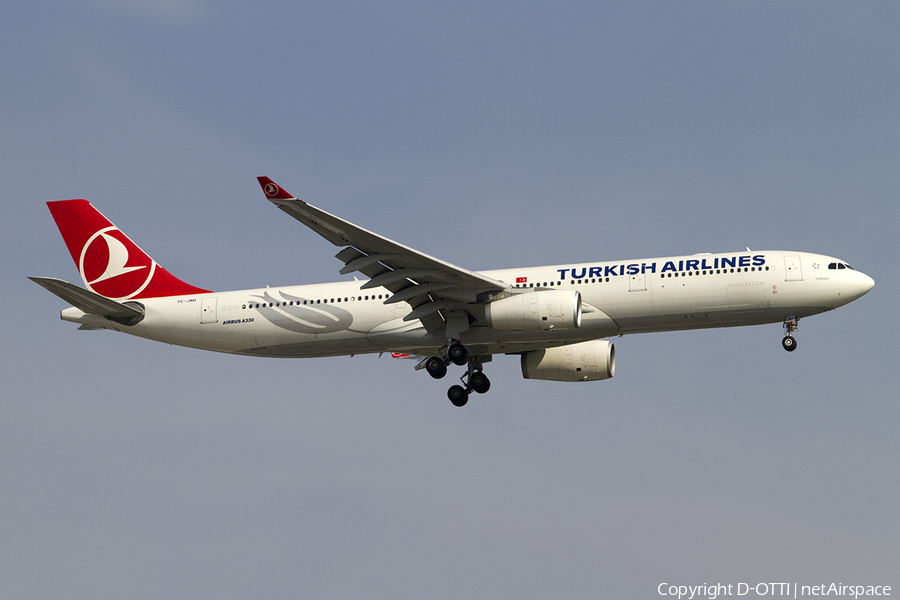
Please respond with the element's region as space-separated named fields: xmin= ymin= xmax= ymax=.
xmin=484 ymin=290 xmax=582 ymax=332
xmin=521 ymin=340 xmax=616 ymax=382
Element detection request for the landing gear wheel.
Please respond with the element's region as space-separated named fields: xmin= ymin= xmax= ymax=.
xmin=447 ymin=385 xmax=469 ymax=407
xmin=782 ymin=316 xmax=799 ymax=352
xmin=470 ymin=372 xmax=491 ymax=394
xmin=447 ymin=342 xmax=468 ymax=366
xmin=425 ymin=356 xmax=448 ymax=379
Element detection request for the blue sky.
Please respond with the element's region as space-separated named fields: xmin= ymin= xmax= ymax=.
xmin=2 ymin=2 xmax=898 ymax=598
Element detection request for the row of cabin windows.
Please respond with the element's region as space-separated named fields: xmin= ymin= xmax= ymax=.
xmin=512 ymin=266 xmax=770 ymax=288
xmin=241 ymin=294 xmax=387 ymax=309
xmin=238 ymin=264 xmax=775 ymax=308
xmin=661 ymin=266 xmax=769 ymax=278
xmin=514 ymin=279 xmax=609 ymax=288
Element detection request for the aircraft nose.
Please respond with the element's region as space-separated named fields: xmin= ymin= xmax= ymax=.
xmin=849 ymin=270 xmax=875 ymax=300
xmin=859 ymin=272 xmax=875 ymax=295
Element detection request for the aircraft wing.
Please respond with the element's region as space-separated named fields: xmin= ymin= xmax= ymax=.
xmin=258 ymin=177 xmax=507 ymax=332
xmin=29 ymin=276 xmax=144 ymax=319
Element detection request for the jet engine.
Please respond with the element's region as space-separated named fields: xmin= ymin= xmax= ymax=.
xmin=521 ymin=339 xmax=615 ymax=382
xmin=484 ymin=290 xmax=582 ymax=332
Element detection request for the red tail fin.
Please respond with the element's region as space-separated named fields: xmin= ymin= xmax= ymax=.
xmin=47 ymin=199 xmax=211 ymax=300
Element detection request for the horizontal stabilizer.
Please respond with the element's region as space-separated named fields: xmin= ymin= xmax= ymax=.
xmin=29 ymin=276 xmax=144 ymax=319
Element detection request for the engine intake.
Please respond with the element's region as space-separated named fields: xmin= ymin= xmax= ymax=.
xmin=485 ymin=290 xmax=582 ymax=332
xmin=521 ymin=340 xmax=615 ymax=382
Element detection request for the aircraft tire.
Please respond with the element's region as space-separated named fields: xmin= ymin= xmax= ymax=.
xmin=782 ymin=336 xmax=797 ymax=352
xmin=425 ymin=357 xmax=447 ymax=379
xmin=471 ymin=372 xmax=490 ymax=394
xmin=448 ymin=342 xmax=468 ymax=366
xmin=448 ymin=385 xmax=469 ymax=407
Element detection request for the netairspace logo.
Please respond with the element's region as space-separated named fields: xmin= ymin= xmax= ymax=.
xmin=657 ymin=582 xmax=891 ymax=600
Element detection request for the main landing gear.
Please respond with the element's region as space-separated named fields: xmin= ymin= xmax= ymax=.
xmin=425 ymin=342 xmax=491 ymax=407
xmin=782 ymin=316 xmax=799 ymax=352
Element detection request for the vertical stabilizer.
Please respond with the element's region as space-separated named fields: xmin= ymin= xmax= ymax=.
xmin=47 ymin=199 xmax=211 ymax=300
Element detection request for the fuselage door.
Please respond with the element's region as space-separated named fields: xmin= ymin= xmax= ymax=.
xmin=784 ymin=256 xmax=803 ymax=281
xmin=201 ymin=296 xmax=218 ymax=324
xmin=629 ymin=271 xmax=646 ymax=291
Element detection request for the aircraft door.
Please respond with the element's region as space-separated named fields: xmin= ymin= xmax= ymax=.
xmin=201 ymin=296 xmax=218 ymax=324
xmin=784 ymin=256 xmax=803 ymax=281
xmin=629 ymin=272 xmax=646 ymax=291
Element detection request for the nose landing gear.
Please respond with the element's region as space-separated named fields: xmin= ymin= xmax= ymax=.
xmin=782 ymin=316 xmax=799 ymax=352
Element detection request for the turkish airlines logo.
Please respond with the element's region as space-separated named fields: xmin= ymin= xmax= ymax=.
xmin=264 ymin=182 xmax=280 ymax=197
xmin=79 ymin=226 xmax=156 ymax=300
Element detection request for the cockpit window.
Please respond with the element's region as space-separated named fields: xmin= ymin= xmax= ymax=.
xmin=838 ymin=263 xmax=845 ymax=269
xmin=828 ymin=262 xmax=855 ymax=271
xmin=828 ymin=263 xmax=837 ymax=269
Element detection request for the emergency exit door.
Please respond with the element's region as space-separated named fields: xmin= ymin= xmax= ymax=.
xmin=629 ymin=271 xmax=646 ymax=291
xmin=201 ymin=296 xmax=218 ymax=324
xmin=784 ymin=256 xmax=803 ymax=281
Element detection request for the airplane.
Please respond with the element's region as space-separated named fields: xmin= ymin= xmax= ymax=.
xmin=31 ymin=177 xmax=875 ymax=406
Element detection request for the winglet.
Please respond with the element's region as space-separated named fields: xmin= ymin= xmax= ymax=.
xmin=257 ymin=177 xmax=297 ymax=200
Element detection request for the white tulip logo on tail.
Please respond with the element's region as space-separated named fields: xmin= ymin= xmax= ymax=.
xmin=79 ymin=226 xmax=156 ymax=300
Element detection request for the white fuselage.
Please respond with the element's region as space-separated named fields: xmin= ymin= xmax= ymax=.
xmin=61 ymin=250 xmax=874 ymax=358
